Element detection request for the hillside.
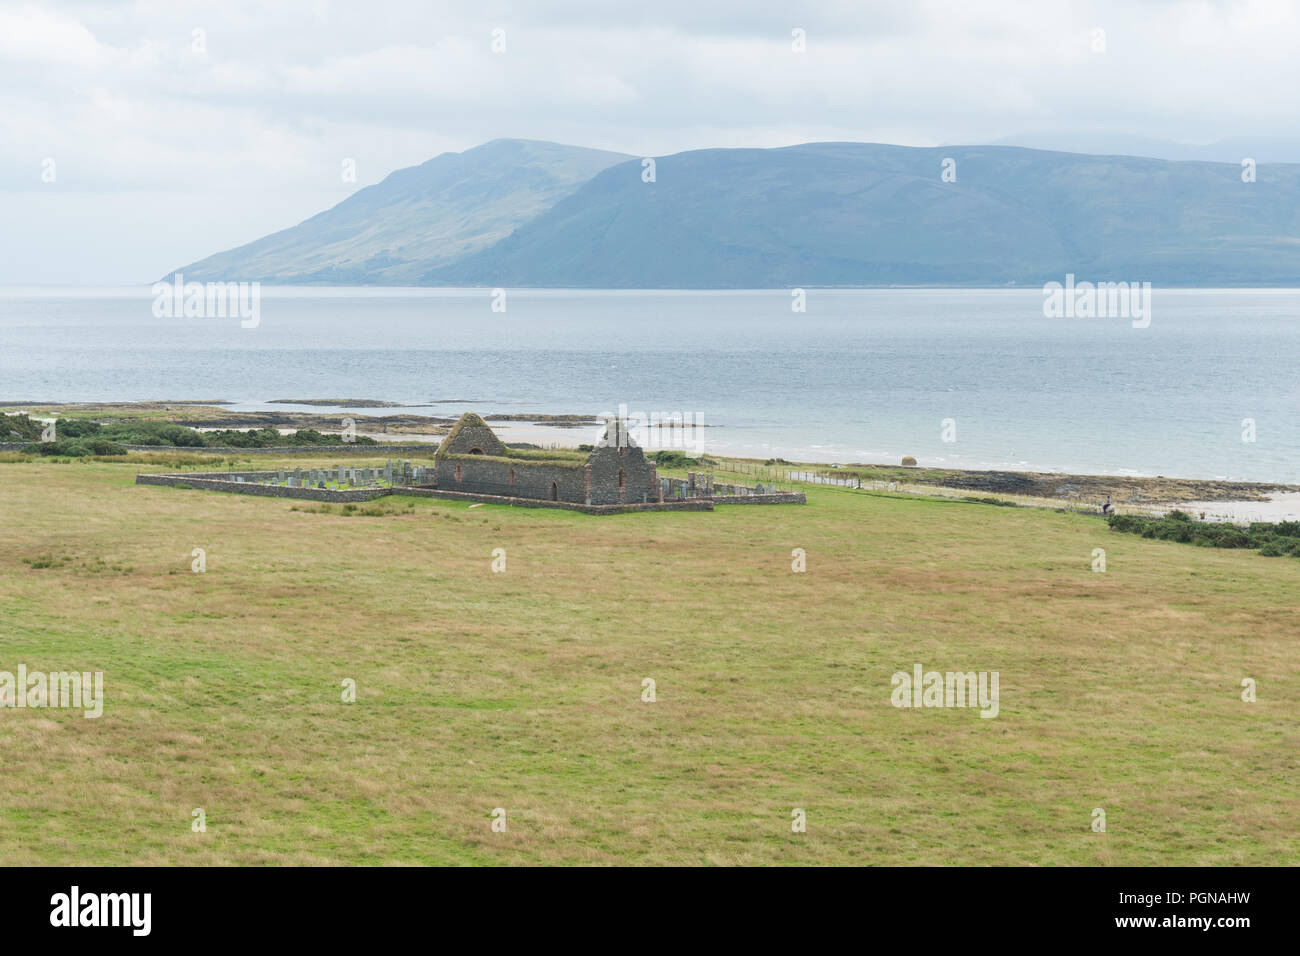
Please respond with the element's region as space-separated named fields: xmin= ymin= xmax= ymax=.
xmin=170 ymin=139 xmax=631 ymax=284
xmin=173 ymin=140 xmax=1300 ymax=287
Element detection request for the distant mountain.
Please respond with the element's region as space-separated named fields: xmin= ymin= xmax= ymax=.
xmin=987 ymin=131 xmax=1300 ymax=165
xmin=170 ymin=139 xmax=631 ymax=284
xmin=173 ymin=140 xmax=1300 ymax=287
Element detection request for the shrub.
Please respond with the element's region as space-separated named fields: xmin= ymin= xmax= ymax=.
xmin=25 ymin=439 xmax=89 ymax=457
xmin=100 ymin=420 xmax=207 ymax=447
xmin=55 ymin=418 xmax=102 ymax=438
xmin=651 ymin=450 xmax=699 ymax=468
xmin=0 ymin=413 xmax=44 ymax=441
xmin=1109 ymin=511 xmax=1300 ymax=559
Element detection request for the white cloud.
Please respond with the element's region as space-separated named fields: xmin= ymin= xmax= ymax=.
xmin=2 ymin=0 xmax=1299 ymax=282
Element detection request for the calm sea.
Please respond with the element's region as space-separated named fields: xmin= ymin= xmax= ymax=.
xmin=1 ymin=287 xmax=1297 ymax=482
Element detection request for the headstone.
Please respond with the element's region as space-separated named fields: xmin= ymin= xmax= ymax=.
xmin=278 ymin=470 xmax=286 ymax=482
xmin=287 ymin=477 xmax=297 ymax=488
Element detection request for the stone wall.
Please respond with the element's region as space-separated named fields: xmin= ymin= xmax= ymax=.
xmin=661 ymin=475 xmax=805 ymax=505
xmin=135 ymin=473 xmax=390 ymax=501
xmin=708 ymin=493 xmax=807 ymax=505
xmin=135 ymin=472 xmax=713 ymax=513
xmin=434 ymin=455 xmax=588 ymax=503
xmin=436 ymin=413 xmax=507 ymax=457
xmin=584 ymin=444 xmax=658 ymax=505
xmin=401 ymin=488 xmax=712 ymax=514
xmin=1 ymin=442 xmax=432 ymax=455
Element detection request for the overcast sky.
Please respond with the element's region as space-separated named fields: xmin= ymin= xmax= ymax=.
xmin=4 ymin=0 xmax=1299 ymax=284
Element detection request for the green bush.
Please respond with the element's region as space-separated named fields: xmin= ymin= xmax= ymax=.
xmin=98 ymin=420 xmax=207 ymax=447
xmin=1108 ymin=511 xmax=1300 ymax=559
xmin=25 ymin=439 xmax=89 ymax=457
xmin=55 ymin=418 xmax=102 ymax=438
xmin=199 ymin=426 xmax=375 ymax=448
xmin=0 ymin=413 xmax=43 ymax=441
xmin=23 ymin=437 xmax=126 ymax=457
xmin=651 ymin=450 xmax=699 ymax=468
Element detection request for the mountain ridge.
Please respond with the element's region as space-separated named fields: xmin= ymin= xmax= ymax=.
xmin=171 ymin=139 xmax=1300 ymax=287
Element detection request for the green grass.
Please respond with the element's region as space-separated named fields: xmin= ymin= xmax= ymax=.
xmin=0 ymin=456 xmax=1297 ymax=865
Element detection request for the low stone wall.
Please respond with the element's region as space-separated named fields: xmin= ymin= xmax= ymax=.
xmin=1 ymin=442 xmax=431 ymax=455
xmin=135 ymin=474 xmax=390 ymax=502
xmin=661 ymin=475 xmax=805 ymax=505
xmin=401 ymin=487 xmax=713 ymax=514
xmin=169 ymin=444 xmax=432 ymax=455
xmin=135 ymin=473 xmax=714 ymax=513
xmin=709 ymin=493 xmax=807 ymax=505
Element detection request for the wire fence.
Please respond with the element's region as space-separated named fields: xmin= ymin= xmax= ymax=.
xmin=694 ymin=458 xmax=1184 ymax=519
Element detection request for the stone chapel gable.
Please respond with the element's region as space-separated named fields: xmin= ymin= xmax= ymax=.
xmin=436 ymin=412 xmax=508 ymax=458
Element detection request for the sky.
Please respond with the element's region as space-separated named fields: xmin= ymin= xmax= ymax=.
xmin=3 ymin=0 xmax=1300 ymax=284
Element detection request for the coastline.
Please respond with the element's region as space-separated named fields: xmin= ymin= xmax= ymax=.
xmin=5 ymin=399 xmax=1299 ymax=516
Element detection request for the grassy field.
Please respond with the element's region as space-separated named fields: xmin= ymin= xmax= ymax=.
xmin=1 ymin=453 xmax=1297 ymax=865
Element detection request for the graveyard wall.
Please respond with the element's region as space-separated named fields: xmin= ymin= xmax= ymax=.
xmin=133 ymin=472 xmax=713 ymax=513
xmin=0 ymin=442 xmax=433 ymax=455
xmin=662 ymin=475 xmax=805 ymax=505
xmin=707 ymin=492 xmax=806 ymax=505
xmin=400 ymin=488 xmax=712 ymax=514
xmin=135 ymin=473 xmax=390 ymax=502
